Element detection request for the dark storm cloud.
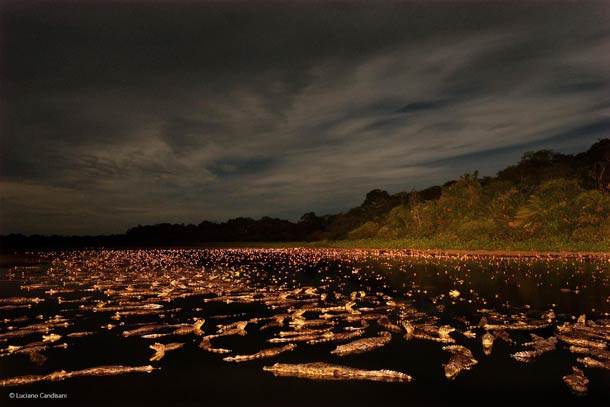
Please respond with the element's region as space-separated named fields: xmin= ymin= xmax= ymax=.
xmin=1 ymin=0 xmax=610 ymax=234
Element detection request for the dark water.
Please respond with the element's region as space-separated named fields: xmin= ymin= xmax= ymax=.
xmin=1 ymin=248 xmax=609 ymax=406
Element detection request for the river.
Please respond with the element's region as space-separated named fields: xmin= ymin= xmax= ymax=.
xmin=1 ymin=248 xmax=609 ymax=406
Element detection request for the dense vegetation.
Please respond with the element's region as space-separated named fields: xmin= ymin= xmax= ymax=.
xmin=2 ymin=139 xmax=610 ymax=251
xmin=344 ymin=143 xmax=610 ymax=249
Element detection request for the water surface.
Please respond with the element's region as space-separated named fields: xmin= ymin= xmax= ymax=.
xmin=1 ymin=248 xmax=609 ymax=406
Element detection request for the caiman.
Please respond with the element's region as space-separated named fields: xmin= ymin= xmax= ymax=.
xmin=377 ymin=317 xmax=402 ymax=333
xmin=1 ymin=342 xmax=67 ymax=366
xmin=482 ymin=332 xmax=494 ymax=355
xmin=206 ymin=321 xmax=248 ymax=339
xmin=402 ymin=321 xmax=415 ymax=340
xmin=330 ymin=331 xmax=392 ymax=356
xmin=306 ymin=329 xmax=364 ymax=345
xmin=577 ymin=356 xmax=610 ymax=370
xmin=149 ymin=342 xmax=184 ymax=362
xmin=0 ymin=365 xmax=157 ymax=387
xmin=480 ymin=314 xmax=549 ymax=331
xmin=223 ymin=344 xmax=296 ymax=362
xmin=556 ymin=314 xmax=610 ymax=346
xmin=511 ymin=334 xmax=557 ymax=362
xmin=263 ymin=362 xmax=413 ymax=383
xmin=0 ymin=297 xmax=45 ymax=305
xmin=563 ymin=366 xmax=589 ymax=395
xmin=70 ymin=365 xmax=157 ymax=378
xmin=259 ymin=316 xmax=286 ymax=330
xmin=67 ymin=331 xmax=95 ymax=338
xmin=216 ymin=320 xmax=250 ymax=333
xmin=42 ymin=333 xmax=62 ymax=343
xmin=269 ymin=333 xmax=326 ymax=343
xmin=569 ymin=346 xmax=610 ymax=361
xmin=122 ymin=324 xmax=180 ymax=338
xmin=199 ymin=338 xmax=231 ymax=354
xmin=278 ymin=328 xmax=331 ymax=338
xmin=409 ymin=324 xmax=456 ymax=344
xmin=557 ymin=334 xmax=607 ymax=349
xmin=172 ymin=318 xmax=205 ymax=336
xmin=289 ymin=318 xmax=336 ymax=330
xmin=442 ymin=345 xmax=478 ymax=380
xmin=0 ymin=322 xmax=67 ymax=341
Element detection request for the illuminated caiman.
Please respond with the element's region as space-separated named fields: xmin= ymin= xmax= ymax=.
xmin=212 ymin=321 xmax=247 ymax=337
xmin=569 ymin=346 xmax=610 ymax=361
xmin=563 ymin=366 xmax=589 ymax=395
xmin=442 ymin=345 xmax=478 ymax=380
xmin=511 ymin=334 xmax=557 ymax=362
xmin=330 ymin=331 xmax=392 ymax=356
xmin=577 ymin=356 xmax=610 ymax=370
xmin=556 ymin=315 xmax=610 ymax=349
xmin=122 ymin=324 xmax=183 ymax=338
xmin=0 ymin=342 xmax=68 ymax=365
xmin=0 ymin=365 xmax=157 ymax=387
xmin=149 ymin=342 xmax=184 ymax=362
xmin=223 ymin=344 xmax=297 ymax=362
xmin=263 ymin=362 xmax=413 ymax=383
xmin=479 ymin=316 xmax=549 ymax=331
xmin=377 ymin=317 xmax=402 ymax=333
xmin=306 ymin=329 xmax=365 ymax=345
xmin=172 ymin=318 xmax=205 ymax=336
xmin=199 ymin=338 xmax=231 ymax=354
xmin=0 ymin=319 xmax=70 ymax=341
xmin=403 ymin=322 xmax=456 ymax=344
xmin=482 ymin=332 xmax=494 ymax=355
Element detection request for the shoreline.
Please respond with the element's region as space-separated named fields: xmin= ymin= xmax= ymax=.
xmin=188 ymin=240 xmax=610 ymax=259
xmin=2 ymin=243 xmax=609 ymax=262
xmin=359 ymin=247 xmax=610 ymax=260
xmin=214 ymin=244 xmax=610 ymax=260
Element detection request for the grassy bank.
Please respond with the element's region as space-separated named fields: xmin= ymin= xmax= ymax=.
xmin=309 ymin=238 xmax=610 ymax=252
xmin=212 ymin=238 xmax=610 ymax=253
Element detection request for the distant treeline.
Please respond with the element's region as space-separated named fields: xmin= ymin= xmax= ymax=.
xmin=2 ymin=139 xmax=610 ymax=251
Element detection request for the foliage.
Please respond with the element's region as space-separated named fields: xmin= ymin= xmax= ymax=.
xmin=347 ymin=221 xmax=381 ymax=239
xmin=326 ymin=139 xmax=610 ymax=249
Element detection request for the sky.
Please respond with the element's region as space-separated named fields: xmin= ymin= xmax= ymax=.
xmin=1 ymin=0 xmax=610 ymax=235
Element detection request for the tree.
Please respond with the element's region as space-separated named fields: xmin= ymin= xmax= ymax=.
xmin=571 ymin=190 xmax=610 ymax=241
xmin=437 ymin=172 xmax=482 ymax=221
xmin=347 ymin=221 xmax=381 ymax=239
xmin=513 ymin=179 xmax=584 ymax=238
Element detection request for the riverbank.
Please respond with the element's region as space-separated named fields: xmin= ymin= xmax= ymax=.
xmin=2 ymin=238 xmax=609 ymax=260
xmin=191 ymin=239 xmax=610 ymax=259
xmin=157 ymin=239 xmax=610 ymax=260
xmin=305 ymin=237 xmax=610 ymax=252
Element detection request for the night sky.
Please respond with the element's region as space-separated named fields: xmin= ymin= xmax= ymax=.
xmin=2 ymin=1 xmax=610 ymax=235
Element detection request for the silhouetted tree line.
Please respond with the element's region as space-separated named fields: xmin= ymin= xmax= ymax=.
xmin=2 ymin=139 xmax=609 ymax=251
